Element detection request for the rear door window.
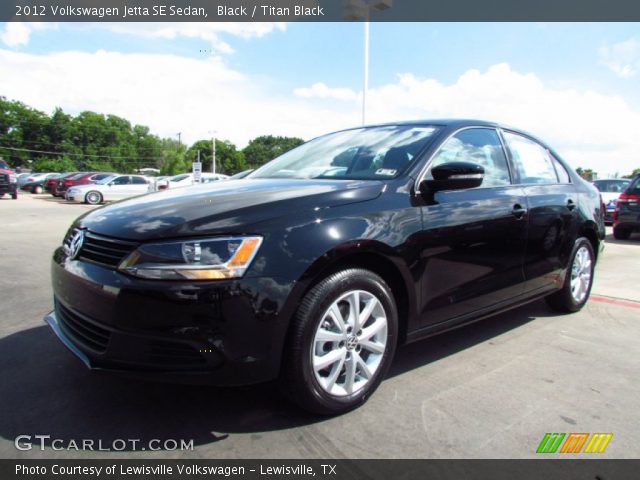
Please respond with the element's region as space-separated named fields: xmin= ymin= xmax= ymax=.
xmin=131 ymin=176 xmax=148 ymax=185
xmin=550 ymin=155 xmax=571 ymax=184
xmin=503 ymin=132 xmax=558 ymax=184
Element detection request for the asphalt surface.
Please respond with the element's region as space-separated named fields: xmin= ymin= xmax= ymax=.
xmin=1 ymin=193 xmax=639 ymax=459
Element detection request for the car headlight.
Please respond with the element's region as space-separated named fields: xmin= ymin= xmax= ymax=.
xmin=118 ymin=236 xmax=263 ymax=280
xmin=9 ymin=174 xmax=16 ymax=183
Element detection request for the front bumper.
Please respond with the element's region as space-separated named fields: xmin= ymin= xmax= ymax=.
xmin=46 ymin=250 xmax=297 ymax=385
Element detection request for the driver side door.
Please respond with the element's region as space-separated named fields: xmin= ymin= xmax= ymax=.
xmin=417 ymin=127 xmax=529 ymax=328
xmin=106 ymin=175 xmax=132 ymax=200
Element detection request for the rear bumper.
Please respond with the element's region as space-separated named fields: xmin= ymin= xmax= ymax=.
xmin=614 ymin=208 xmax=640 ymax=231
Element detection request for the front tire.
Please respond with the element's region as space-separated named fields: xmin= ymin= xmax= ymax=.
xmin=32 ymin=185 xmax=43 ymax=194
xmin=85 ymin=191 xmax=103 ymax=205
xmin=546 ymin=237 xmax=595 ymax=313
xmin=281 ymin=268 xmax=398 ymax=415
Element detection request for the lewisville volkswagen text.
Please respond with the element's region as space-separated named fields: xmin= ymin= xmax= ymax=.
xmin=45 ymin=120 xmax=605 ymax=414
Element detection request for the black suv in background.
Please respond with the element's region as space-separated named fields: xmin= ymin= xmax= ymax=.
xmin=45 ymin=120 xmax=605 ymax=414
xmin=613 ymin=174 xmax=640 ymax=240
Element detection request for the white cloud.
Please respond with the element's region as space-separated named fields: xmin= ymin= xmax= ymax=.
xmin=101 ymin=22 xmax=287 ymax=54
xmin=1 ymin=23 xmax=31 ymax=47
xmin=1 ymin=48 xmax=638 ymax=177
xmin=294 ymin=82 xmax=359 ymax=101
xmin=599 ymin=38 xmax=640 ymax=78
xmin=295 ymin=63 xmax=640 ymax=177
xmin=0 ymin=48 xmax=353 ymax=151
xmin=0 ymin=22 xmax=54 ymax=47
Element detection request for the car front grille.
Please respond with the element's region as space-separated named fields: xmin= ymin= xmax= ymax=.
xmin=0 ymin=173 xmax=8 ymax=186
xmin=55 ymin=300 xmax=111 ymax=353
xmin=64 ymin=229 xmax=138 ymax=268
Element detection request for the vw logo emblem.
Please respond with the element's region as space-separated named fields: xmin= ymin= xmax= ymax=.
xmin=346 ymin=335 xmax=358 ymax=351
xmin=68 ymin=230 xmax=84 ymax=260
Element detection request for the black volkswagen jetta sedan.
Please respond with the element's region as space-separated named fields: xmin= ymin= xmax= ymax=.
xmin=46 ymin=120 xmax=605 ymax=415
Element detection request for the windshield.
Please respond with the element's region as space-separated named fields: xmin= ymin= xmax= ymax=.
xmin=250 ymin=125 xmax=440 ymax=180
xmin=96 ymin=175 xmax=117 ymax=185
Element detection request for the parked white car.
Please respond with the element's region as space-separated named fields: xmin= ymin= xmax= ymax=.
xmin=156 ymin=173 xmax=229 ymax=190
xmin=593 ymin=178 xmax=631 ymax=224
xmin=66 ymin=174 xmax=152 ymax=204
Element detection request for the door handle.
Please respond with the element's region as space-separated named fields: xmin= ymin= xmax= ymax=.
xmin=566 ymin=199 xmax=576 ymax=211
xmin=512 ymin=204 xmax=527 ymax=219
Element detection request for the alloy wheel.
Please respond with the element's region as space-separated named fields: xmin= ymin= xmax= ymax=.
xmin=570 ymin=245 xmax=592 ymax=304
xmin=311 ymin=289 xmax=388 ymax=397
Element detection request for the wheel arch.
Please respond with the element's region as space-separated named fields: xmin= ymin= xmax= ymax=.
xmin=282 ymin=240 xmax=417 ymax=350
xmin=579 ymin=220 xmax=602 ymax=262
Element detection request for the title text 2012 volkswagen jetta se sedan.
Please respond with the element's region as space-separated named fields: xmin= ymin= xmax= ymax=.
xmin=45 ymin=120 xmax=605 ymax=415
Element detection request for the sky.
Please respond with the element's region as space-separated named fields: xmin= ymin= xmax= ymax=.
xmin=1 ymin=21 xmax=639 ymax=177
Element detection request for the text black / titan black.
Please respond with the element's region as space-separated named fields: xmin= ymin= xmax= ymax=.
xmin=45 ymin=119 xmax=605 ymax=414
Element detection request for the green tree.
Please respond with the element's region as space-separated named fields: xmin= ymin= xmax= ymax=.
xmin=185 ymin=139 xmax=247 ymax=175
xmin=242 ymin=135 xmax=304 ymax=169
xmin=576 ymin=167 xmax=596 ymax=181
xmin=159 ymin=139 xmax=189 ymax=176
xmin=623 ymin=168 xmax=640 ymax=179
xmin=33 ymin=156 xmax=76 ymax=172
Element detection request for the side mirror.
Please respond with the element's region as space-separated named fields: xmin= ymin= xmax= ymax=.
xmin=108 ymin=182 xmax=113 ymax=187
xmin=420 ymin=161 xmax=485 ymax=194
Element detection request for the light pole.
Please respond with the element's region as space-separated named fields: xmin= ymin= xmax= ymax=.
xmin=343 ymin=0 xmax=393 ymax=125
xmin=208 ymin=130 xmax=217 ymax=174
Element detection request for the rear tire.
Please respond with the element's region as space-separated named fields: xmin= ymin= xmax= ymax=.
xmin=546 ymin=237 xmax=595 ymax=313
xmin=613 ymin=226 xmax=631 ymax=240
xmin=85 ymin=191 xmax=103 ymax=205
xmin=280 ymin=268 xmax=398 ymax=415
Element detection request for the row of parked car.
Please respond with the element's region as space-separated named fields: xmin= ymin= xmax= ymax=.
xmin=595 ymin=177 xmax=640 ymax=240
xmin=17 ymin=171 xmax=234 ymax=204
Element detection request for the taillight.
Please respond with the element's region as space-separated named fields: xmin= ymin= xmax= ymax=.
xmin=617 ymin=192 xmax=639 ymax=205
xmin=158 ymin=184 xmax=167 ymax=190
xmin=614 ymin=193 xmax=639 ymax=222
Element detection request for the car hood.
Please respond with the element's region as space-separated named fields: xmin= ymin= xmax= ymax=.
xmin=77 ymin=178 xmax=385 ymax=241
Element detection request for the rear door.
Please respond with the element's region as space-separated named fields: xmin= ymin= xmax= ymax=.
xmin=502 ymin=131 xmax=579 ymax=294
xmin=129 ymin=176 xmax=150 ymax=196
xmin=418 ymin=127 xmax=529 ymax=327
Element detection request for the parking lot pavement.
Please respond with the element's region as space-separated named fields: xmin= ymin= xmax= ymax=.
xmin=1 ymin=193 xmax=639 ymax=459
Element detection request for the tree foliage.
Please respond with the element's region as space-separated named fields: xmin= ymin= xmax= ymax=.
xmin=242 ymin=135 xmax=304 ymax=169
xmin=622 ymin=167 xmax=640 ymax=179
xmin=0 ymin=96 xmax=306 ymax=176
xmin=185 ymin=139 xmax=247 ymax=175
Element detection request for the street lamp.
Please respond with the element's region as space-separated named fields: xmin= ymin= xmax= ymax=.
xmin=208 ymin=130 xmax=217 ymax=174
xmin=343 ymin=0 xmax=393 ymax=125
